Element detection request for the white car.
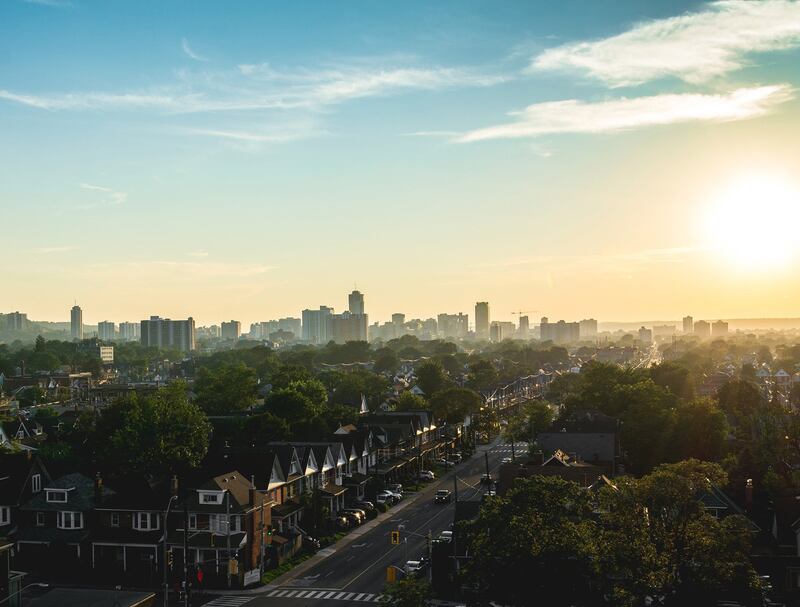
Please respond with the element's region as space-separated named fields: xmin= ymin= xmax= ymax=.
xmin=418 ymin=470 xmax=435 ymax=481
xmin=438 ymin=530 xmax=453 ymax=542
xmin=377 ymin=490 xmax=400 ymax=504
xmin=405 ymin=560 xmax=423 ymax=575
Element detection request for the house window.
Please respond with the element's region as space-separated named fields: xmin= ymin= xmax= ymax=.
xmin=188 ymin=514 xmax=197 ymax=530
xmin=31 ymin=474 xmax=41 ymax=493
xmin=46 ymin=490 xmax=67 ymax=503
xmin=36 ymin=512 xmax=45 ymax=526
xmin=133 ymin=512 xmax=159 ymax=531
xmin=0 ymin=507 xmax=9 ymax=526
xmin=199 ymin=491 xmax=223 ymax=504
xmin=111 ymin=513 xmax=120 ymax=527
xmin=57 ymin=511 xmax=83 ymax=529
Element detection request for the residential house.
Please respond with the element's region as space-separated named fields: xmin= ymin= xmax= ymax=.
xmin=0 ymin=452 xmax=51 ymax=534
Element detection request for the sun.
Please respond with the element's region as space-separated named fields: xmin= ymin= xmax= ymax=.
xmin=704 ymin=173 xmax=800 ymax=269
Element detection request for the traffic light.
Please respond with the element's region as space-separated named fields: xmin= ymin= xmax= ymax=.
xmin=267 ymin=525 xmax=273 ymax=536
xmin=167 ymin=548 xmax=174 ymax=568
xmin=391 ymin=530 xmax=400 ymax=545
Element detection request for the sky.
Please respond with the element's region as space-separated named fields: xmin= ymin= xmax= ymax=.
xmin=2 ymin=0 xmax=800 ymax=327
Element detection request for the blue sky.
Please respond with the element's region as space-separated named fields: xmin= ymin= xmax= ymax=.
xmin=2 ymin=0 xmax=800 ymax=326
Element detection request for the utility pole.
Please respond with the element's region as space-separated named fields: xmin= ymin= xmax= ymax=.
xmin=226 ymin=490 xmax=232 ymax=588
xmin=452 ymin=474 xmax=459 ymax=572
xmin=163 ymin=495 xmax=177 ymax=607
xmin=183 ymin=502 xmax=189 ymax=607
xmin=484 ymin=451 xmax=490 ymax=483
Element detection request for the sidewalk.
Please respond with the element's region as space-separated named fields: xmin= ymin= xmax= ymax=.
xmin=208 ymin=440 xmax=498 ymax=596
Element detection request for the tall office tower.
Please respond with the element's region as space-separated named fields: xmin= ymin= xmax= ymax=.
xmin=475 ymin=302 xmax=490 ymax=338
xmin=693 ymin=320 xmax=711 ymax=339
xmin=118 ymin=322 xmax=140 ymax=341
xmin=348 ymin=290 xmax=365 ymax=315
xmin=140 ymin=316 xmax=196 ymax=352
xmin=6 ymin=311 xmax=29 ymax=331
xmin=302 ymin=306 xmax=333 ymax=344
xmin=518 ymin=315 xmax=530 ymax=338
xmin=71 ymin=305 xmax=83 ymax=340
xmin=579 ymin=318 xmax=598 ymax=339
xmin=682 ymin=315 xmax=694 ymax=334
xmin=97 ymin=321 xmax=116 ymax=341
xmin=220 ymin=320 xmax=241 ymax=341
xmin=711 ymin=320 xmax=729 ymax=338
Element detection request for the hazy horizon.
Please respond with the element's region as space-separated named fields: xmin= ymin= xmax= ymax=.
xmin=3 ymin=0 xmax=800 ymax=324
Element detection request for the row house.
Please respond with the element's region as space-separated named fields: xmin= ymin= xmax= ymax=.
xmin=0 ymin=452 xmax=51 ymax=535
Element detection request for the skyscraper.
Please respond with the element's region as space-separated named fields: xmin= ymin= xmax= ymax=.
xmin=118 ymin=322 xmax=140 ymax=341
xmin=682 ymin=315 xmax=694 ymax=334
xmin=475 ymin=302 xmax=490 ymax=338
xmin=349 ymin=290 xmax=365 ymax=315
xmin=140 ymin=316 xmax=196 ymax=352
xmin=518 ymin=315 xmax=530 ymax=338
xmin=70 ymin=305 xmax=83 ymax=340
xmin=98 ymin=321 xmax=116 ymax=341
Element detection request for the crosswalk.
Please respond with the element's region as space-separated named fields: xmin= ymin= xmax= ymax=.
xmin=265 ymin=588 xmax=384 ymax=602
xmin=202 ymin=597 xmax=254 ymax=607
xmin=491 ymin=443 xmax=528 ymax=454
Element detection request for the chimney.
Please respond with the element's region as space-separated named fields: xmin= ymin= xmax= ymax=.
xmin=170 ymin=474 xmax=179 ymax=497
xmin=745 ymin=478 xmax=754 ymax=512
xmin=94 ymin=472 xmax=103 ymax=504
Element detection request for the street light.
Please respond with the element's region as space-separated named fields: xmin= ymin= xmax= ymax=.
xmin=163 ymin=494 xmax=178 ymax=607
xmin=0 ymin=583 xmax=49 ymax=605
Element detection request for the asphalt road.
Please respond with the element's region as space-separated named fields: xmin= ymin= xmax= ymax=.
xmin=205 ymin=438 xmax=523 ymax=607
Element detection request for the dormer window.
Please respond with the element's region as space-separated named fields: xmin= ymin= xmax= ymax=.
xmin=133 ymin=512 xmax=159 ymax=531
xmin=46 ymin=490 xmax=68 ymax=503
xmin=31 ymin=474 xmax=41 ymax=493
xmin=199 ymin=491 xmax=224 ymax=505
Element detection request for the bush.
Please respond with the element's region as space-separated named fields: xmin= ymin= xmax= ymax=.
xmin=376 ymin=502 xmax=388 ymax=513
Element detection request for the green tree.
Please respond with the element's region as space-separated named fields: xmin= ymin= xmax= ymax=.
xmin=465 ymin=359 xmax=498 ymax=393
xmin=264 ymin=388 xmax=321 ymax=423
xmin=429 ymin=387 xmax=481 ymax=424
xmin=95 ymin=382 xmax=211 ymax=478
xmin=379 ymin=577 xmax=431 ymax=607
xmin=414 ymin=360 xmax=448 ymax=396
xmin=194 ymin=362 xmax=257 ymax=414
xmin=396 ymin=391 xmax=427 ymax=411
xmin=650 ymin=361 xmax=695 ymax=401
xmin=669 ymin=398 xmax=727 ymax=462
xmin=244 ymin=412 xmax=290 ymax=446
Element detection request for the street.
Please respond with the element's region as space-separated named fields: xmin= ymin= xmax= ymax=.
xmin=203 ymin=438 xmax=522 ymax=606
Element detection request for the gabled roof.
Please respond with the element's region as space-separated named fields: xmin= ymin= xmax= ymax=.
xmin=0 ymin=452 xmax=51 ymax=507
xmin=22 ymin=472 xmax=113 ymax=513
xmin=98 ymin=475 xmax=168 ymax=511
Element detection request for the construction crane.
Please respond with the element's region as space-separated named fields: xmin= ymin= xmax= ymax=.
xmin=510 ymin=309 xmax=538 ymax=317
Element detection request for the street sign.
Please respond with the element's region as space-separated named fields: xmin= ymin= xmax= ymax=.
xmin=386 ymin=566 xmax=396 ymax=583
xmin=391 ymin=530 xmax=401 ymax=545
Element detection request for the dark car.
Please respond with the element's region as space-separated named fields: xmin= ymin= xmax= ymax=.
xmin=435 ymin=489 xmax=452 ymax=504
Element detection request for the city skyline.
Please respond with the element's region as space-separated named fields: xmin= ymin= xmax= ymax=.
xmin=3 ymin=1 xmax=800 ymax=323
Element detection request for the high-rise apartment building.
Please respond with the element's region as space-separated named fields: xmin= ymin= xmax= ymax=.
xmin=638 ymin=326 xmax=653 ymax=343
xmin=437 ymin=313 xmax=468 ymax=339
xmin=518 ymin=315 xmax=530 ymax=338
xmin=693 ymin=320 xmax=710 ymax=338
xmin=329 ymin=311 xmax=368 ymax=343
xmin=302 ymin=306 xmax=333 ymax=344
xmin=540 ymin=317 xmax=580 ymax=344
xmin=98 ymin=321 xmax=116 ymax=341
xmin=579 ymin=318 xmax=598 ymax=339
xmin=682 ymin=315 xmax=694 ymax=334
xmin=348 ymin=290 xmax=365 ymax=315
xmin=118 ymin=322 xmax=140 ymax=341
xmin=475 ymin=302 xmax=490 ymax=338
xmin=278 ymin=317 xmax=301 ymax=337
xmin=711 ymin=320 xmax=729 ymax=338
xmin=70 ymin=305 xmax=83 ymax=340
xmin=221 ymin=320 xmax=241 ymax=341
xmin=5 ymin=311 xmax=29 ymax=331
xmin=140 ymin=316 xmax=196 ymax=352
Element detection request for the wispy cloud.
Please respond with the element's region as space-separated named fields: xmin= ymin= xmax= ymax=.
xmin=532 ymin=0 xmax=800 ymax=87
xmin=456 ymin=85 xmax=793 ymax=143
xmin=78 ymin=182 xmax=127 ymax=208
xmin=188 ymin=250 xmax=209 ymax=258
xmin=185 ymin=127 xmax=311 ymax=143
xmin=22 ymin=0 xmax=71 ymax=7
xmin=37 ymin=245 xmax=79 ymax=254
xmin=0 ymin=63 xmax=504 ymax=114
xmin=87 ymin=260 xmax=276 ymax=280
xmin=182 ymin=38 xmax=209 ymax=62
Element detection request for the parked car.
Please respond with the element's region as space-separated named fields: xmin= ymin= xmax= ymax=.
xmin=386 ymin=483 xmax=403 ymax=494
xmin=383 ymin=489 xmax=402 ymax=501
xmin=435 ymin=489 xmax=452 ymax=504
xmin=376 ymin=491 xmax=398 ymax=505
xmin=353 ymin=500 xmax=376 ymax=512
xmin=438 ymin=530 xmax=453 ymax=542
xmin=451 ymin=452 xmax=463 ymax=463
xmin=335 ymin=515 xmax=350 ymax=529
xmin=501 ymin=457 xmax=512 ymax=464
xmin=405 ymin=560 xmax=423 ymax=576
xmin=341 ymin=511 xmax=362 ymax=526
xmin=418 ymin=470 xmax=435 ymax=481
xmin=435 ymin=458 xmax=456 ymax=467
xmin=342 ymin=508 xmax=366 ymax=523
